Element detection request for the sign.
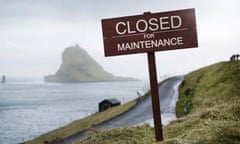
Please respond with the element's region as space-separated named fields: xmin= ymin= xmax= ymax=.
xmin=102 ymin=8 xmax=198 ymax=57
xmin=101 ymin=8 xmax=198 ymax=142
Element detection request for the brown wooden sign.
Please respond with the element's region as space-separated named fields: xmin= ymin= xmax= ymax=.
xmin=101 ymin=8 xmax=198 ymax=142
xmin=102 ymin=8 xmax=198 ymax=57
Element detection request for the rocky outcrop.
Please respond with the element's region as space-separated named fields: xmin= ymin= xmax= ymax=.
xmin=44 ymin=44 xmax=135 ymax=82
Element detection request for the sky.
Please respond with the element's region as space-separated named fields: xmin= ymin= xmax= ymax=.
xmin=0 ymin=0 xmax=239 ymax=80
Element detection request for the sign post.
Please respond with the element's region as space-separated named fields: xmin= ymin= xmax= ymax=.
xmin=101 ymin=8 xmax=198 ymax=141
xmin=147 ymin=52 xmax=163 ymax=141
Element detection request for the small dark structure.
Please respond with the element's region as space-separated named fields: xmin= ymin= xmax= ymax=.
xmin=1 ymin=75 xmax=6 ymax=84
xmin=230 ymin=54 xmax=240 ymax=62
xmin=99 ymin=98 xmax=121 ymax=112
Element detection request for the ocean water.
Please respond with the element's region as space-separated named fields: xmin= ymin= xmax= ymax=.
xmin=0 ymin=79 xmax=148 ymax=144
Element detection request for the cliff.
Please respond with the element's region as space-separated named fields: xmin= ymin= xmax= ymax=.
xmin=44 ymin=44 xmax=135 ymax=82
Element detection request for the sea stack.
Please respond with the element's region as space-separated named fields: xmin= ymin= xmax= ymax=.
xmin=44 ymin=44 xmax=135 ymax=82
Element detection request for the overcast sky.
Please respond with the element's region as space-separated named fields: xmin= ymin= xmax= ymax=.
xmin=0 ymin=0 xmax=239 ymax=80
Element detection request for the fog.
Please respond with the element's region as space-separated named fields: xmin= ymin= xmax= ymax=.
xmin=0 ymin=0 xmax=239 ymax=80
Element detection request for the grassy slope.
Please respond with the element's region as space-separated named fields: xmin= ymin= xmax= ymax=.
xmin=163 ymin=61 xmax=240 ymax=144
xmin=25 ymin=98 xmax=139 ymax=144
xmin=78 ymin=125 xmax=156 ymax=144
xmin=76 ymin=61 xmax=240 ymax=144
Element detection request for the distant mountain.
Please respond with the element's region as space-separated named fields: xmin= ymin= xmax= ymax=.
xmin=44 ymin=44 xmax=136 ymax=82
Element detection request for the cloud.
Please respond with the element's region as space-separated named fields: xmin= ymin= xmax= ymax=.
xmin=0 ymin=0 xmax=91 ymax=23
xmin=0 ymin=0 xmax=194 ymax=23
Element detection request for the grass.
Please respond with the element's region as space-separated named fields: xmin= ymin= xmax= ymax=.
xmin=176 ymin=61 xmax=240 ymax=117
xmin=76 ymin=125 xmax=155 ymax=144
xmin=74 ymin=61 xmax=240 ymax=144
xmin=25 ymin=96 xmax=141 ymax=144
xmin=162 ymin=61 xmax=240 ymax=144
xmin=25 ymin=61 xmax=240 ymax=144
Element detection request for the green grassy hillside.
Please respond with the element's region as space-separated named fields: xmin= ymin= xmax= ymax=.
xmin=163 ymin=61 xmax=240 ymax=144
xmin=25 ymin=98 xmax=139 ymax=144
xmin=76 ymin=61 xmax=240 ymax=144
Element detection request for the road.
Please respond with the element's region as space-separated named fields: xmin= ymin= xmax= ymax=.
xmin=58 ymin=76 xmax=183 ymax=144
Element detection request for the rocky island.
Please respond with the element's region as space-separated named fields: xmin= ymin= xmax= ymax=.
xmin=44 ymin=44 xmax=135 ymax=82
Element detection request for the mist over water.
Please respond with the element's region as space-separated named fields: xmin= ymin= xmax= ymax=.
xmin=0 ymin=79 xmax=147 ymax=144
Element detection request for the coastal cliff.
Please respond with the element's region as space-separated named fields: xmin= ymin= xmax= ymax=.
xmin=44 ymin=44 xmax=135 ymax=82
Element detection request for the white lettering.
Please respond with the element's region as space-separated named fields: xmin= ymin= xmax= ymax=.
xmin=149 ymin=18 xmax=159 ymax=31
xmin=145 ymin=40 xmax=151 ymax=48
xmin=136 ymin=19 xmax=148 ymax=32
xmin=115 ymin=22 xmax=126 ymax=35
xmin=115 ymin=16 xmax=183 ymax=35
xmin=170 ymin=38 xmax=177 ymax=46
xmin=159 ymin=16 xmax=170 ymax=30
xmin=126 ymin=21 xmax=136 ymax=34
xmin=171 ymin=16 xmax=182 ymax=29
xmin=117 ymin=36 xmax=184 ymax=51
xmin=177 ymin=36 xmax=184 ymax=45
xmin=144 ymin=33 xmax=155 ymax=39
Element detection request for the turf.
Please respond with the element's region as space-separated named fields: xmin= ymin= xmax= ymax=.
xmin=76 ymin=61 xmax=240 ymax=144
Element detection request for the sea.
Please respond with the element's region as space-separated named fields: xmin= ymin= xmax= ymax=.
xmin=0 ymin=78 xmax=150 ymax=144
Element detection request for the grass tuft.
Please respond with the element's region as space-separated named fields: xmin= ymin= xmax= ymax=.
xmin=76 ymin=125 xmax=155 ymax=144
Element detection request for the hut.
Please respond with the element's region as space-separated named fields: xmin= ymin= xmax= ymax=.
xmin=99 ymin=98 xmax=121 ymax=112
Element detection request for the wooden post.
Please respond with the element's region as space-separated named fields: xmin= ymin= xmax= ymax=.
xmin=147 ymin=52 xmax=163 ymax=141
